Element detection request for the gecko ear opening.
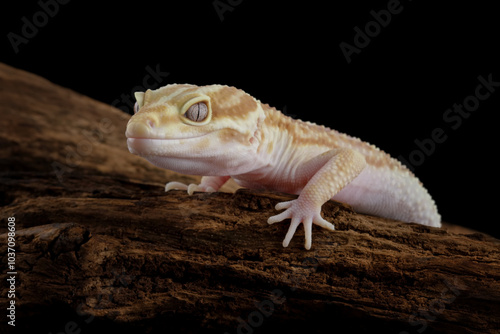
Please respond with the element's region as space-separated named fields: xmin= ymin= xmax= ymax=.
xmin=134 ymin=91 xmax=145 ymax=108
xmin=133 ymin=91 xmax=145 ymax=114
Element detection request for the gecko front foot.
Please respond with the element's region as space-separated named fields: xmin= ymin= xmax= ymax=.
xmin=267 ymin=199 xmax=335 ymax=250
xmin=165 ymin=181 xmax=215 ymax=195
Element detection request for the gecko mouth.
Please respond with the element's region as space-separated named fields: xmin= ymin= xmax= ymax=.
xmin=126 ymin=131 xmax=218 ymax=156
xmin=126 ymin=132 xmax=211 ymax=141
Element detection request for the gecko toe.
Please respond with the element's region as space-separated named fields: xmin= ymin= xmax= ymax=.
xmin=275 ymin=200 xmax=294 ymax=211
xmin=314 ymin=216 xmax=335 ymax=232
xmin=282 ymin=218 xmax=301 ymax=247
xmin=268 ymin=210 xmax=291 ymax=225
xmin=304 ymin=218 xmax=313 ymax=250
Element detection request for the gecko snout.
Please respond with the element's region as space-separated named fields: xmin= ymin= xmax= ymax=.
xmin=126 ymin=119 xmax=156 ymax=138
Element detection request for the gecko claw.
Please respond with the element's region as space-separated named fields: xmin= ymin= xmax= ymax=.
xmin=187 ymin=184 xmax=198 ymax=195
xmin=165 ymin=181 xmax=216 ymax=195
xmin=165 ymin=181 xmax=189 ymax=192
xmin=187 ymin=184 xmax=216 ymax=195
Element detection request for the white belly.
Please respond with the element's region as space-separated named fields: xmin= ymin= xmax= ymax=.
xmin=333 ymin=166 xmax=441 ymax=227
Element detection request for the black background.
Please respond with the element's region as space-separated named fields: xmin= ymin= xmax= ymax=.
xmin=1 ymin=0 xmax=499 ymax=238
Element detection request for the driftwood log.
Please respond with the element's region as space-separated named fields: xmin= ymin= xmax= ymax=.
xmin=0 ymin=63 xmax=499 ymax=333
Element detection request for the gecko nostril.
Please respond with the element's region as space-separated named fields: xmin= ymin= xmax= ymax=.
xmin=148 ymin=120 xmax=155 ymax=128
xmin=126 ymin=121 xmax=153 ymax=138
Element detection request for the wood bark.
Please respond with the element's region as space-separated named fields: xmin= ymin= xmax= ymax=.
xmin=0 ymin=63 xmax=499 ymax=333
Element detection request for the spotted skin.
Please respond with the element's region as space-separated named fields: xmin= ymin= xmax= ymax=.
xmin=126 ymin=84 xmax=441 ymax=250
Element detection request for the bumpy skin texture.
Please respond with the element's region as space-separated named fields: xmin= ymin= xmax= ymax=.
xmin=126 ymin=84 xmax=441 ymax=249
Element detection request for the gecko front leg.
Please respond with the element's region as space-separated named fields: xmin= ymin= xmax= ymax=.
xmin=268 ymin=148 xmax=366 ymax=250
xmin=165 ymin=175 xmax=231 ymax=195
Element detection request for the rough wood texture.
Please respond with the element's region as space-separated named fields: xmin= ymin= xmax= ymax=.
xmin=0 ymin=63 xmax=499 ymax=333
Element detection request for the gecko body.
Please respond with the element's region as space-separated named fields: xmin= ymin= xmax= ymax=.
xmin=126 ymin=84 xmax=441 ymax=249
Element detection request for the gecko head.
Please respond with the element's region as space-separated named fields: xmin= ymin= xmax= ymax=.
xmin=125 ymin=84 xmax=265 ymax=175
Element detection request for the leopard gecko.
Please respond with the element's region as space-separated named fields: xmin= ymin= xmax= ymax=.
xmin=125 ymin=84 xmax=441 ymax=249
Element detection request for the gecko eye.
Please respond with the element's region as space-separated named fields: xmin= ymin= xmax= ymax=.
xmin=184 ymin=102 xmax=208 ymax=122
xmin=133 ymin=102 xmax=140 ymax=114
